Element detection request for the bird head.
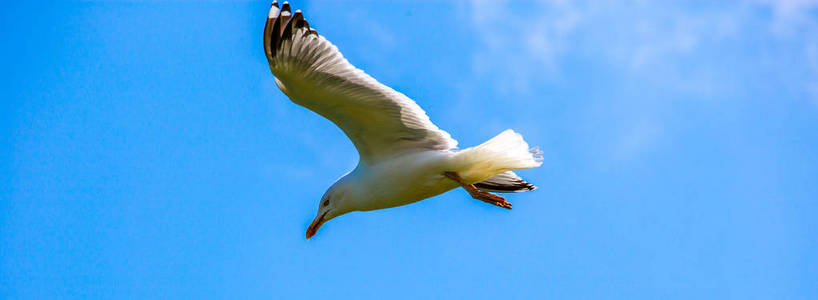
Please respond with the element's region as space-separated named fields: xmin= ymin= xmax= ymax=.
xmin=306 ymin=182 xmax=353 ymax=239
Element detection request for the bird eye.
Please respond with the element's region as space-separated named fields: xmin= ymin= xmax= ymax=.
xmin=322 ymin=199 xmax=330 ymax=207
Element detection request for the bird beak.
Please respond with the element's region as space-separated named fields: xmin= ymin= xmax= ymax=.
xmin=306 ymin=211 xmax=328 ymax=240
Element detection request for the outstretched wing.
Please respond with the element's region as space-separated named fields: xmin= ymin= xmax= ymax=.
xmin=263 ymin=1 xmax=457 ymax=165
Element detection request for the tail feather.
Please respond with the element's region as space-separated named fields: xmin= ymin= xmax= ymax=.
xmin=453 ymin=129 xmax=543 ymax=184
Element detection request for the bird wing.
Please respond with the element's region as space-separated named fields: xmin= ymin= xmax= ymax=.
xmin=263 ymin=2 xmax=457 ymax=165
xmin=474 ymin=171 xmax=537 ymax=193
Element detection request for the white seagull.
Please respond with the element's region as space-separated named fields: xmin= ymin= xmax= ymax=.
xmin=263 ymin=2 xmax=543 ymax=239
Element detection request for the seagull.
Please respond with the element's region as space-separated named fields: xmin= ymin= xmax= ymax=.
xmin=263 ymin=1 xmax=543 ymax=239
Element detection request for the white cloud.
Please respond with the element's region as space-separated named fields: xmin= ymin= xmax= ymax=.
xmin=466 ymin=0 xmax=818 ymax=98
xmin=760 ymin=0 xmax=818 ymax=31
xmin=465 ymin=0 xmax=818 ymax=161
xmin=469 ymin=0 xmax=583 ymax=93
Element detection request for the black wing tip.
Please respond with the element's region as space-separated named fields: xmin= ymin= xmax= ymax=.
xmin=474 ymin=180 xmax=537 ymax=193
xmin=292 ymin=10 xmax=309 ymax=29
xmin=265 ymin=1 xmax=316 ymax=65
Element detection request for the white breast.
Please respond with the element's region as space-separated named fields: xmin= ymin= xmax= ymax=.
xmin=348 ymin=150 xmax=460 ymax=211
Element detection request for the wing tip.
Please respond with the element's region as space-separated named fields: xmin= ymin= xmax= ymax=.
xmin=268 ymin=1 xmax=280 ymax=18
xmin=265 ymin=1 xmax=316 ymax=66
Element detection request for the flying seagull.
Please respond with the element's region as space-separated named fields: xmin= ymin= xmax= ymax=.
xmin=263 ymin=1 xmax=543 ymax=239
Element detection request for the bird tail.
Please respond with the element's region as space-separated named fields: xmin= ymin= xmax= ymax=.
xmin=452 ymin=129 xmax=543 ymax=184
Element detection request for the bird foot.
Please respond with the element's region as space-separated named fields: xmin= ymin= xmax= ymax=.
xmin=444 ymin=172 xmax=512 ymax=209
xmin=464 ymin=185 xmax=512 ymax=209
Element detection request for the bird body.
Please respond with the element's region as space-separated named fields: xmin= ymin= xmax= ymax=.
xmin=263 ymin=2 xmax=543 ymax=239
xmin=340 ymin=150 xmax=458 ymax=212
xmin=334 ymin=129 xmax=543 ymax=213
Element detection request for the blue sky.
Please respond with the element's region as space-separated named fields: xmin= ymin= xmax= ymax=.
xmin=2 ymin=1 xmax=817 ymax=299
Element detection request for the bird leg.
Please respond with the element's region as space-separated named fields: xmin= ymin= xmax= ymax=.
xmin=444 ymin=172 xmax=512 ymax=209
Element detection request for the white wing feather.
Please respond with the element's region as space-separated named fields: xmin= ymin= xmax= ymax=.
xmin=264 ymin=3 xmax=457 ymax=165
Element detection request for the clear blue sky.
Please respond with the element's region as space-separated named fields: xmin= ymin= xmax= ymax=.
xmin=3 ymin=1 xmax=817 ymax=299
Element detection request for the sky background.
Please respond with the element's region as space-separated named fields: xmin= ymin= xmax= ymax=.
xmin=2 ymin=0 xmax=817 ymax=299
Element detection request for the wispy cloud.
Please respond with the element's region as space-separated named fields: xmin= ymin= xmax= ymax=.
xmin=468 ymin=0 xmax=583 ymax=93
xmin=466 ymin=0 xmax=818 ymax=99
xmin=465 ymin=0 xmax=818 ymax=161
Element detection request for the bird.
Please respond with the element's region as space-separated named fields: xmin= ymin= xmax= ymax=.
xmin=263 ymin=1 xmax=543 ymax=239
